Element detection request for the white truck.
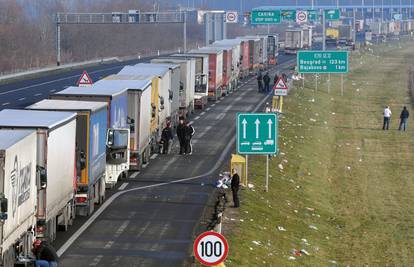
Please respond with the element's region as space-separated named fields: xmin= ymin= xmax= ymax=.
xmin=151 ymin=58 xmax=196 ymax=118
xmin=338 ymin=25 xmax=353 ymax=47
xmin=0 ymin=110 xmax=77 ymax=243
xmin=302 ymin=27 xmax=313 ymax=49
xmin=97 ymin=78 xmax=153 ymax=170
xmin=27 ymin=100 xmax=108 ymax=216
xmin=169 ymin=54 xmax=209 ymax=110
xmin=284 ymin=29 xmax=304 ymax=54
xmin=0 ymin=129 xmax=37 ymax=267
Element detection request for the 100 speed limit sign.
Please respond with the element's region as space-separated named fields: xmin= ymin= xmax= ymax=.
xmin=194 ymin=231 xmax=229 ymax=266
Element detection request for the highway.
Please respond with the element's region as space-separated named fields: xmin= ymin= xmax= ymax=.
xmin=0 ymin=57 xmax=155 ymax=110
xmin=41 ymin=54 xmax=295 ymax=267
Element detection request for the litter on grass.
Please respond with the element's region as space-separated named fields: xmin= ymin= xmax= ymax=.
xmin=252 ymin=241 xmax=261 ymax=246
xmin=278 ymin=164 xmax=284 ymax=170
xmin=309 ymin=224 xmax=318 ymax=230
xmin=278 ymin=226 xmax=287 ymax=231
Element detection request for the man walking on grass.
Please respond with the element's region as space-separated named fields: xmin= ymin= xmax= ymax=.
xmin=399 ymin=106 xmax=409 ymax=131
xmin=383 ymin=106 xmax=392 ymax=130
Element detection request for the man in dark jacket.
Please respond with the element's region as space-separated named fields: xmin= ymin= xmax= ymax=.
xmin=257 ymin=70 xmax=263 ymax=92
xmin=32 ymin=240 xmax=58 ymax=267
xmin=160 ymin=122 xmax=173 ymax=154
xmin=231 ymin=169 xmax=240 ymax=208
xmin=263 ymin=72 xmax=271 ymax=93
xmin=399 ymin=106 xmax=410 ymax=131
xmin=176 ymin=119 xmax=186 ymax=154
xmin=274 ymin=73 xmax=279 ymax=85
xmin=184 ymin=122 xmax=195 ymax=155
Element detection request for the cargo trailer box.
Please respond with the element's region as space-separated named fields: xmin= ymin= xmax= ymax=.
xmin=151 ymin=57 xmax=196 ymax=117
xmin=118 ymin=65 xmax=175 ymax=128
xmin=52 ymin=85 xmax=130 ymax=187
xmin=133 ymin=63 xmax=180 ymax=125
xmin=0 ymin=110 xmax=77 ymax=242
xmin=237 ymin=37 xmax=261 ymax=70
xmin=169 ymin=54 xmax=209 ymax=109
xmin=212 ymin=39 xmax=242 ymax=90
xmin=27 ymin=100 xmax=107 ymax=216
xmin=338 ymin=25 xmax=352 ymax=41
xmin=188 ymin=48 xmax=224 ymax=101
xmin=97 ymin=78 xmax=153 ymax=170
xmin=302 ymin=28 xmax=313 ymax=49
xmin=284 ymin=29 xmax=304 ymax=54
xmin=258 ymin=34 xmax=279 ymax=65
xmin=244 ymin=35 xmax=269 ymax=67
xmin=0 ymin=129 xmax=37 ymax=266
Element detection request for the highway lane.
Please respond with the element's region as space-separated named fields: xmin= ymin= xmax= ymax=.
xmin=0 ymin=57 xmax=158 ymax=110
xmin=55 ymin=54 xmax=296 ymax=267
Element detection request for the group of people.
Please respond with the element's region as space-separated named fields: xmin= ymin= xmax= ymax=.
xmin=257 ymin=70 xmax=288 ymax=94
xmin=160 ymin=118 xmax=195 ymax=155
xmin=383 ymin=106 xmax=410 ymax=131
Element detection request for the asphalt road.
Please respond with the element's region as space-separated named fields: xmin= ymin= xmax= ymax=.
xmin=49 ymin=54 xmax=296 ymax=267
xmin=0 ymin=57 xmax=158 ymax=110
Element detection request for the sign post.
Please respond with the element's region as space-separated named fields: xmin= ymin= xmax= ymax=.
xmin=251 ymin=10 xmax=281 ymax=24
xmin=237 ymin=113 xmax=278 ymax=192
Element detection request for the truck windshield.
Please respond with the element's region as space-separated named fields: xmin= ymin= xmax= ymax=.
xmin=112 ymin=130 xmax=128 ymax=148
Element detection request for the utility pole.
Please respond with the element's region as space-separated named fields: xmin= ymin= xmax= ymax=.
xmin=381 ymin=0 xmax=384 ymax=22
xmin=183 ymin=12 xmax=187 ymax=52
xmin=322 ymin=10 xmax=326 ymax=51
xmin=56 ymin=21 xmax=61 ymax=66
xmin=353 ymin=8 xmax=356 ymax=44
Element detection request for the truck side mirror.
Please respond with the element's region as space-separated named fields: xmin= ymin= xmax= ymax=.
xmin=37 ymin=166 xmax=47 ymax=189
xmin=0 ymin=194 xmax=7 ymax=220
xmin=80 ymin=151 xmax=86 ymax=170
xmin=160 ymin=97 xmax=165 ymax=110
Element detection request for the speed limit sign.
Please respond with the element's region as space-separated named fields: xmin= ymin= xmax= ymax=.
xmin=225 ymin=11 xmax=238 ymax=23
xmin=194 ymin=231 xmax=229 ymax=266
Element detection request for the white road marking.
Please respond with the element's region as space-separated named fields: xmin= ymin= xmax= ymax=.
xmin=114 ymin=220 xmax=130 ymax=238
xmin=200 ymin=112 xmax=206 ymax=116
xmin=194 ymin=116 xmax=201 ymax=120
xmin=211 ymin=104 xmax=216 ymax=107
xmin=50 ymin=89 xmax=56 ymax=92
xmin=215 ymin=113 xmax=225 ymax=120
xmin=18 ymin=97 xmax=26 ymax=101
xmin=56 ymin=61 xmax=283 ymax=258
xmin=0 ymin=65 xmax=123 ymax=96
xmin=118 ymin=182 xmax=129 ymax=191
xmin=189 ymin=120 xmax=194 ymax=124
xmin=206 ymin=107 xmax=211 ymax=111
xmin=150 ymin=153 xmax=158 ymax=160
xmin=2 ymin=102 xmax=9 ymax=106
xmin=129 ymin=172 xmax=140 ymax=179
xmin=103 ymin=241 xmax=114 ymax=249
xmin=89 ymin=255 xmax=103 ymax=266
xmin=142 ymin=163 xmax=149 ymax=168
xmin=34 ymin=93 xmax=42 ymax=96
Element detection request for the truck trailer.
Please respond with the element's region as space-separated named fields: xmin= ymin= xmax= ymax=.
xmin=0 ymin=110 xmax=77 ymax=243
xmin=151 ymin=57 xmax=196 ymax=117
xmin=0 ymin=129 xmax=37 ymax=267
xmin=169 ymin=54 xmax=209 ymax=109
xmin=284 ymin=29 xmax=304 ymax=54
xmin=52 ymin=85 xmax=130 ymax=187
xmin=27 ymin=100 xmax=108 ymax=216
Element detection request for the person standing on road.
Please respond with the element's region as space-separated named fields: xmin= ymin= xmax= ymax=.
xmin=176 ymin=119 xmax=186 ymax=154
xmin=257 ymin=70 xmax=263 ymax=93
xmin=274 ymin=73 xmax=279 ymax=85
xmin=231 ymin=169 xmax=240 ymax=208
xmin=32 ymin=240 xmax=59 ymax=267
xmin=160 ymin=122 xmax=173 ymax=154
xmin=383 ymin=106 xmax=392 ymax=130
xmin=184 ymin=121 xmax=195 ymax=155
xmin=399 ymin=106 xmax=409 ymax=131
xmin=263 ymin=72 xmax=271 ymax=93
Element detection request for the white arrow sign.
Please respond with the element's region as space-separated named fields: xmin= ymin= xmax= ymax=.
xmin=267 ymin=119 xmax=273 ymax=139
xmin=255 ymin=118 xmax=260 ymax=138
xmin=242 ymin=119 xmax=247 ymax=139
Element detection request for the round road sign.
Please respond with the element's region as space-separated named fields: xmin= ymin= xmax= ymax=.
xmin=296 ymin=11 xmax=308 ymax=23
xmin=226 ymin=12 xmax=238 ymax=23
xmin=194 ymin=231 xmax=229 ymax=266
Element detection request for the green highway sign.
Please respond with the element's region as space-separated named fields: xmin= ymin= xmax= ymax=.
xmin=251 ymin=10 xmax=281 ymax=24
xmin=324 ymin=9 xmax=340 ymax=20
xmin=297 ymin=51 xmax=349 ymax=74
xmin=281 ymin=10 xmax=296 ymax=21
xmin=308 ymin=10 xmax=319 ymax=21
xmin=237 ymin=113 xmax=278 ymax=155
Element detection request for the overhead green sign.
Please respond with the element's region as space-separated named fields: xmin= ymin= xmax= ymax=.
xmin=297 ymin=51 xmax=349 ymax=74
xmin=281 ymin=10 xmax=296 ymax=21
xmin=324 ymin=9 xmax=340 ymax=20
xmin=251 ymin=10 xmax=281 ymax=24
xmin=237 ymin=113 xmax=278 ymax=155
xmin=308 ymin=10 xmax=319 ymax=21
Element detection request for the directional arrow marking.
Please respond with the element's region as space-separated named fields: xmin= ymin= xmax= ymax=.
xmin=267 ymin=119 xmax=273 ymax=139
xmin=242 ymin=119 xmax=247 ymax=139
xmin=255 ymin=118 xmax=260 ymax=138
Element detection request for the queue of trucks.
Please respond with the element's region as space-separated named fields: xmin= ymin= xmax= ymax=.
xmin=0 ymin=34 xmax=279 ymax=266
